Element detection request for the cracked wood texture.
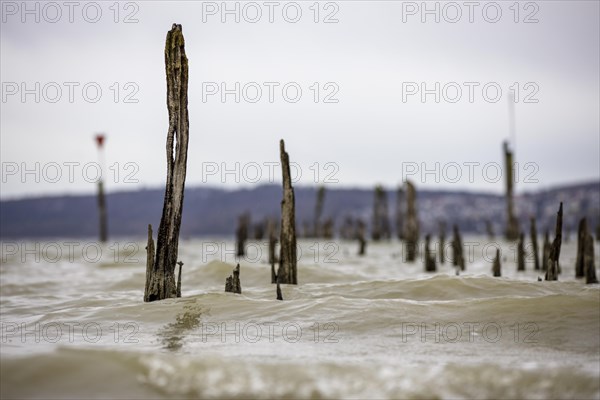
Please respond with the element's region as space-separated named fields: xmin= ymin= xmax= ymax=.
xmin=144 ymin=24 xmax=190 ymax=302
xmin=545 ymin=202 xmax=563 ymax=281
xmin=278 ymin=139 xmax=297 ymax=284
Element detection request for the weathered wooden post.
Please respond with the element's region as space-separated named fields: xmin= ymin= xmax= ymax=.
xmin=396 ymin=187 xmax=405 ymax=240
xmin=225 ymin=264 xmax=242 ymax=294
xmin=322 ymin=218 xmax=334 ymax=239
xmin=530 ymin=217 xmax=540 ymax=270
xmin=276 ymin=281 xmax=283 ymax=300
xmin=438 ymin=220 xmax=446 ymax=264
xmin=542 ymin=231 xmax=550 ymax=272
xmin=267 ymin=218 xmax=278 ymax=283
xmin=517 ymin=232 xmax=525 ymax=271
xmin=94 ymin=134 xmax=108 ymax=243
xmin=545 ymin=203 xmax=563 ymax=281
xmin=176 ymin=261 xmax=183 ymax=298
xmin=253 ymin=221 xmax=265 ymax=240
xmin=313 ymin=186 xmax=325 ymax=238
xmin=485 ymin=220 xmax=495 ymax=240
xmin=356 ymin=219 xmax=367 ymax=256
xmin=372 ymin=185 xmax=390 ymax=241
xmin=277 ymin=139 xmax=297 ymax=284
xmin=236 ymin=213 xmax=250 ymax=257
xmin=503 ymin=141 xmax=519 ymax=241
xmin=492 ymin=248 xmax=501 ymax=277
xmin=575 ymin=218 xmax=586 ymax=278
xmin=452 ymin=224 xmax=465 ymax=271
xmin=403 ymin=180 xmax=419 ymax=262
xmin=584 ymin=230 xmax=598 ymax=284
xmin=144 ymin=24 xmax=190 ymax=302
xmin=424 ymin=234 xmax=436 ymax=272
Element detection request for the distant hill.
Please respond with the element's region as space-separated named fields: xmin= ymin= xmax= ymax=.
xmin=1 ymin=182 xmax=598 ymax=239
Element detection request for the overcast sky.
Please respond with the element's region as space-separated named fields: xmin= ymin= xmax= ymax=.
xmin=1 ymin=0 xmax=599 ymax=199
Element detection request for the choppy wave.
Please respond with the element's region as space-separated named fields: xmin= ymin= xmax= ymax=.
xmin=1 ymin=238 xmax=599 ymax=399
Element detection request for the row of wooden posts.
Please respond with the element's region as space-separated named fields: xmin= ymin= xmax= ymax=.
xmin=143 ymin=24 xmax=598 ymax=303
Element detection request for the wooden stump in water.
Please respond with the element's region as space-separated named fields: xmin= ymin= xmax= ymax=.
xmin=225 ymin=264 xmax=242 ymax=294
xmin=144 ymin=24 xmax=190 ymax=302
xmin=575 ymin=218 xmax=587 ymax=278
xmin=276 ymin=280 xmax=283 ymax=300
xmin=438 ymin=220 xmax=446 ymax=264
xmin=357 ymin=219 xmax=367 ymax=256
xmin=530 ymin=217 xmax=540 ymax=271
xmin=542 ymin=231 xmax=550 ymax=272
xmin=452 ymin=225 xmax=465 ymax=271
xmin=492 ymin=249 xmax=501 ymax=277
xmin=424 ymin=234 xmax=436 ymax=272
xmin=396 ymin=187 xmax=405 ymax=240
xmin=485 ymin=220 xmax=495 ymax=241
xmin=517 ymin=232 xmax=525 ymax=271
xmin=372 ymin=185 xmax=390 ymax=241
xmin=236 ymin=213 xmax=250 ymax=257
xmin=176 ymin=261 xmax=183 ymax=298
xmin=503 ymin=141 xmax=519 ymax=241
xmin=403 ymin=180 xmax=419 ymax=262
xmin=545 ymin=203 xmax=563 ymax=281
xmin=267 ymin=218 xmax=278 ymax=284
xmin=584 ymin=232 xmax=598 ymax=284
xmin=313 ymin=186 xmax=325 ymax=238
xmin=277 ymin=139 xmax=297 ymax=284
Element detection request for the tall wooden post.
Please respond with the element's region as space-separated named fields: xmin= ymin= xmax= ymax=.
xmin=424 ymin=234 xmax=436 ymax=272
xmin=357 ymin=219 xmax=367 ymax=256
xmin=584 ymin=231 xmax=598 ymax=284
xmin=313 ymin=186 xmax=325 ymax=238
xmin=94 ymin=134 xmax=107 ymax=243
xmin=503 ymin=141 xmax=519 ymax=241
xmin=575 ymin=218 xmax=586 ymax=278
xmin=452 ymin=224 xmax=465 ymax=271
xmin=236 ymin=213 xmax=250 ymax=257
xmin=396 ymin=187 xmax=405 ymax=240
xmin=542 ymin=231 xmax=550 ymax=272
xmin=403 ymin=180 xmax=419 ymax=262
xmin=372 ymin=185 xmax=390 ymax=241
xmin=438 ymin=220 xmax=446 ymax=264
xmin=530 ymin=217 xmax=540 ymax=270
xmin=545 ymin=203 xmax=563 ymax=281
xmin=144 ymin=24 xmax=190 ymax=302
xmin=517 ymin=232 xmax=525 ymax=271
xmin=278 ymin=139 xmax=297 ymax=285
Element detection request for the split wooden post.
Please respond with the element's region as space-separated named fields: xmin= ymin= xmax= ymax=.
xmin=530 ymin=217 xmax=540 ymax=270
xmin=517 ymin=232 xmax=525 ymax=271
xmin=545 ymin=202 xmax=563 ymax=281
xmin=403 ymin=180 xmax=419 ymax=262
xmin=277 ymin=139 xmax=297 ymax=284
xmin=144 ymin=24 xmax=190 ymax=302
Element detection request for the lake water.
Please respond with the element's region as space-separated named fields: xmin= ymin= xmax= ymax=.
xmin=1 ymin=237 xmax=599 ymax=399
